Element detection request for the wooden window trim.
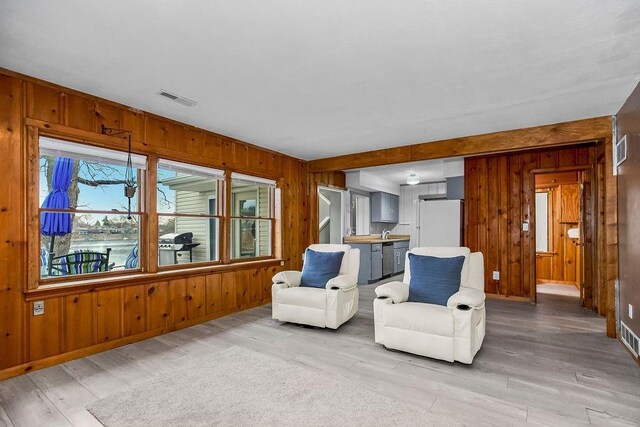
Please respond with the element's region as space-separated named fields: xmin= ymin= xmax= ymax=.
xmin=26 ymin=122 xmax=148 ymax=290
xmin=23 ymin=258 xmax=285 ymax=301
xmin=228 ymin=180 xmax=277 ymax=261
xmin=26 ymin=120 xmax=284 ymax=292
xmin=156 ymin=159 xmax=226 ymax=270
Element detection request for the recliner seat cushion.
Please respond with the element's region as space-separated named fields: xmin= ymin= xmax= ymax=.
xmin=278 ymin=287 xmax=326 ymax=309
xmin=383 ymin=302 xmax=454 ymax=336
xmin=408 ymin=254 xmax=464 ymax=305
xmin=300 ymin=249 xmax=344 ymax=288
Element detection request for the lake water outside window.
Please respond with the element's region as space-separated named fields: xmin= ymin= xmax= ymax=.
xmin=39 ymin=137 xmax=146 ymax=278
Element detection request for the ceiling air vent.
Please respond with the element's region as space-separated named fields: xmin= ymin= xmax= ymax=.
xmin=159 ymin=90 xmax=197 ymax=107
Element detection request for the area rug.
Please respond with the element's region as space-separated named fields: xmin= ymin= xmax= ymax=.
xmin=87 ymin=347 xmax=457 ymax=426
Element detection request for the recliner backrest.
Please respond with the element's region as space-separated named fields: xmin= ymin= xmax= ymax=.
xmin=307 ymin=244 xmax=359 ymax=277
xmin=402 ymin=247 xmax=484 ymax=291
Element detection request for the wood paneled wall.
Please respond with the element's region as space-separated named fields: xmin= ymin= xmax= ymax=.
xmin=0 ymin=69 xmax=310 ymax=378
xmin=465 ymin=145 xmax=596 ymax=300
xmin=616 ymin=80 xmax=640 ymax=341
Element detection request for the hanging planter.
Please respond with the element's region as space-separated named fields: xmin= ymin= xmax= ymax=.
xmin=101 ymin=125 xmax=137 ymax=219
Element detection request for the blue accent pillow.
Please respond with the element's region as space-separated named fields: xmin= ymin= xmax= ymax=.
xmin=408 ymin=254 xmax=465 ymax=305
xmin=300 ymin=249 xmax=345 ymax=288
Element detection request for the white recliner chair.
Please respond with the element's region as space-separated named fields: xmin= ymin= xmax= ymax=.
xmin=272 ymin=244 xmax=360 ymax=329
xmin=374 ymin=247 xmax=485 ymax=364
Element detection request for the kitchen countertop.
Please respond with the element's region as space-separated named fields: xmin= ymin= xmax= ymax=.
xmin=343 ymin=235 xmax=410 ymax=244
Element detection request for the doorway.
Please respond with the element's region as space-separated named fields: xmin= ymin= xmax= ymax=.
xmin=318 ymin=187 xmax=346 ymax=245
xmin=534 ymin=169 xmax=593 ymax=306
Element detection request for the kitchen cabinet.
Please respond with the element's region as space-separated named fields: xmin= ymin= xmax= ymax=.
xmin=348 ymin=239 xmax=409 ymax=284
xmin=349 ymin=243 xmax=383 ymax=284
xmin=393 ymin=240 xmax=409 ymax=274
xmin=371 ymin=192 xmax=399 ymax=223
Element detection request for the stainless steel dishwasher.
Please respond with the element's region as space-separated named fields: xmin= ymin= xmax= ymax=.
xmin=382 ymin=242 xmax=394 ymax=277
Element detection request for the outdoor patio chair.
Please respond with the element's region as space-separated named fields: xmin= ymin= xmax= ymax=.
xmin=48 ymin=248 xmax=112 ymax=276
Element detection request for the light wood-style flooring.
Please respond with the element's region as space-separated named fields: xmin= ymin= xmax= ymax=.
xmin=0 ymin=283 xmax=638 ymax=426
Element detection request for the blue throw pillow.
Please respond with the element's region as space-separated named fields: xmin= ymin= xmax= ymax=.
xmin=300 ymin=249 xmax=345 ymax=288
xmin=408 ymin=254 xmax=465 ymax=305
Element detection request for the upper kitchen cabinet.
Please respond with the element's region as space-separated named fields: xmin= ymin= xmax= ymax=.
xmin=371 ymin=192 xmax=399 ymax=223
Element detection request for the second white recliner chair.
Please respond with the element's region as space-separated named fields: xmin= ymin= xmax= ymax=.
xmin=374 ymin=247 xmax=486 ymax=364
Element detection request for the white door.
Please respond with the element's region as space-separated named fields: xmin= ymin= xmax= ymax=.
xmin=318 ymin=187 xmax=345 ymax=244
xmin=418 ymin=200 xmax=462 ymax=247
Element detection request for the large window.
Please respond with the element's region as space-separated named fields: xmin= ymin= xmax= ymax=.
xmin=230 ymin=173 xmax=277 ymax=260
xmin=157 ymin=159 xmax=224 ymax=267
xmin=31 ymin=128 xmax=281 ymax=287
xmin=536 ymin=190 xmax=550 ymax=253
xmin=38 ymin=137 xmax=146 ymax=279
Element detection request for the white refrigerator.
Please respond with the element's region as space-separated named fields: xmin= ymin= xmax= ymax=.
xmin=417 ymin=199 xmax=463 ymax=247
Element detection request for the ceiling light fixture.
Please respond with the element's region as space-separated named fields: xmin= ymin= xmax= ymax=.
xmin=407 ymin=173 xmax=420 ymax=185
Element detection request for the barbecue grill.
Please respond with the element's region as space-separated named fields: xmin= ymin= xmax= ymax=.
xmin=159 ymin=232 xmax=200 ymax=265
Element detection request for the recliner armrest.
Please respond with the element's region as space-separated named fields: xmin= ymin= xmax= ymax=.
xmin=447 ymin=288 xmax=485 ymax=310
xmin=326 ymin=275 xmax=357 ymax=291
xmin=374 ymin=281 xmax=409 ymax=304
xmin=272 ymin=270 xmax=302 ymax=287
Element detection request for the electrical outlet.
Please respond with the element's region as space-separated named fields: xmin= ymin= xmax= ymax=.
xmin=630 ymin=304 xmax=634 ymax=320
xmin=33 ymin=301 xmax=45 ymax=316
xmin=522 ymin=222 xmax=529 ymax=232
xmin=492 ymin=271 xmax=500 ymax=281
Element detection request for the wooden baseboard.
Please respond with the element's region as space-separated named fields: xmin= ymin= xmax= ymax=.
xmin=486 ymin=293 xmax=531 ymax=302
xmin=0 ymin=299 xmax=268 ymax=381
xmin=536 ymin=279 xmax=578 ymax=287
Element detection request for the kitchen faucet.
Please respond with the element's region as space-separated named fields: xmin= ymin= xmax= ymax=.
xmin=382 ymin=229 xmax=391 ymax=239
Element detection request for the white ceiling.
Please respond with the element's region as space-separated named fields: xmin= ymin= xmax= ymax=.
xmin=347 ymin=158 xmax=464 ymax=186
xmin=1 ymin=1 xmax=639 ymax=160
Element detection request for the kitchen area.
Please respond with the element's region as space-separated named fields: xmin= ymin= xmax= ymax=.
xmin=338 ymin=157 xmax=465 ymax=285
xmin=344 ymin=234 xmax=410 ymax=284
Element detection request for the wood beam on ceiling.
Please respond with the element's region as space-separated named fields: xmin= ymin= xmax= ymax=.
xmin=308 ymin=116 xmax=612 ymax=172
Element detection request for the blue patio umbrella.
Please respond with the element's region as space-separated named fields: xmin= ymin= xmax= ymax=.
xmin=41 ymin=157 xmax=74 ymax=273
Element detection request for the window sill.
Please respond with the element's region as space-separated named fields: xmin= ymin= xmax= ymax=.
xmin=24 ymin=258 xmax=284 ymax=301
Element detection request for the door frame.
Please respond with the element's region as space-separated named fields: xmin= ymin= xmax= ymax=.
xmin=531 ymin=165 xmax=597 ymax=307
xmin=317 ymin=186 xmax=346 ymax=245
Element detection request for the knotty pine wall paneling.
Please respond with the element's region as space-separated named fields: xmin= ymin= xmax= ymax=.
xmin=0 ymin=75 xmax=25 ymax=370
xmin=0 ymin=69 xmax=310 ymax=379
xmin=465 ymin=145 xmax=598 ymax=302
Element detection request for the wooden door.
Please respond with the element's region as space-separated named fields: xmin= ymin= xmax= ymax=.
xmin=579 ymin=170 xmax=594 ymax=309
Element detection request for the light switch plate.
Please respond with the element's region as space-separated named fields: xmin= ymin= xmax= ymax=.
xmin=630 ymin=304 xmax=634 ymax=320
xmin=33 ymin=301 xmax=45 ymax=316
xmin=492 ymin=271 xmax=500 ymax=281
xmin=522 ymin=222 xmax=529 ymax=232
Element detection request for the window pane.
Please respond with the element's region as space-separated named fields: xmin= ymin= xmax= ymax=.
xmin=158 ymin=216 xmax=219 ymax=266
xmin=231 ymin=219 xmax=271 ymax=259
xmin=231 ymin=181 xmax=271 ymax=217
xmin=39 ymin=154 xmax=139 ymax=212
xmin=40 ymin=214 xmax=140 ymax=278
xmin=157 ymin=165 xmax=219 ymax=215
xmin=535 ymin=192 xmax=549 ymax=252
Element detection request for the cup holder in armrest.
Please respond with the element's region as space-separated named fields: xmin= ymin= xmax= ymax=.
xmin=456 ymin=304 xmax=471 ymax=311
xmin=330 ymin=286 xmax=340 ymax=290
